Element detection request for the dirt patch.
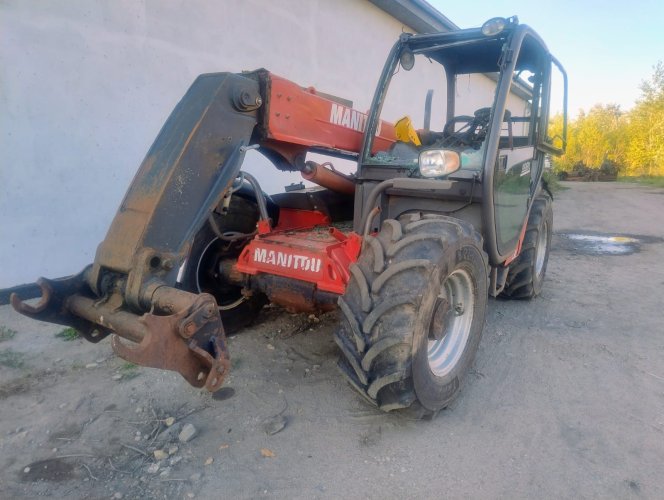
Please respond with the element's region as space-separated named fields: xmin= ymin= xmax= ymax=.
xmin=0 ymin=368 xmax=65 ymax=399
xmin=211 ymin=386 xmax=235 ymax=401
xmin=0 ymin=375 xmax=33 ymax=399
xmin=49 ymin=422 xmax=86 ymax=443
xmin=20 ymin=458 xmax=80 ymax=483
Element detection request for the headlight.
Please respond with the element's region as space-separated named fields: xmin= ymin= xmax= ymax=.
xmin=419 ymin=149 xmax=461 ymax=178
xmin=481 ymin=17 xmax=507 ymax=36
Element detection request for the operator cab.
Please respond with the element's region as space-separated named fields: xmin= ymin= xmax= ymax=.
xmin=357 ymin=16 xmax=567 ymax=266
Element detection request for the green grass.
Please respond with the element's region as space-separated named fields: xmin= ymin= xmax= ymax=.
xmin=118 ymin=361 xmax=140 ymax=380
xmin=618 ymin=176 xmax=664 ymax=188
xmin=0 ymin=326 xmax=17 ymax=343
xmin=55 ymin=327 xmax=80 ymax=341
xmin=0 ymin=349 xmax=26 ymax=369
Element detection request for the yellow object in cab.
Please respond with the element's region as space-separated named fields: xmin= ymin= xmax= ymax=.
xmin=394 ymin=116 xmax=422 ymax=146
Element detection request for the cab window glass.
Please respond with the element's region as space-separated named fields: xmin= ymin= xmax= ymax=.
xmin=366 ymin=53 xmax=447 ymax=168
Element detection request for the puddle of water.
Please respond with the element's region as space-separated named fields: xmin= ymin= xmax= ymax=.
xmin=563 ymin=234 xmax=640 ymax=255
xmin=553 ymin=230 xmax=664 ymax=256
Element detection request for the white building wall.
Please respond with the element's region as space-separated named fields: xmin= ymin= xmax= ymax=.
xmin=0 ymin=0 xmax=417 ymax=287
xmin=0 ymin=1 xmax=523 ymax=288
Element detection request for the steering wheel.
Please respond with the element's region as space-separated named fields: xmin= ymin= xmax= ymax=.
xmin=443 ymin=107 xmax=492 ymax=149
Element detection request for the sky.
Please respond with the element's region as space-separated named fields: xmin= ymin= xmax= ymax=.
xmin=429 ymin=0 xmax=664 ymax=117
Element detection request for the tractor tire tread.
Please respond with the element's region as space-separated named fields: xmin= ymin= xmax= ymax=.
xmin=335 ymin=216 xmax=488 ymax=416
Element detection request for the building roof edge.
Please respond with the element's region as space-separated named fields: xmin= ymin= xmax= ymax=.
xmin=369 ymin=0 xmax=458 ymax=34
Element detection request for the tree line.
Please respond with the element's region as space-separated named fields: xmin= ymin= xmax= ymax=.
xmin=549 ymin=61 xmax=664 ymax=177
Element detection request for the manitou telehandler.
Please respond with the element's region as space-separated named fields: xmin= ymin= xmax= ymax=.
xmin=8 ymin=17 xmax=567 ymax=416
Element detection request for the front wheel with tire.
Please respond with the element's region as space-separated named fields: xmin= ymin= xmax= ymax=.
xmin=179 ymin=196 xmax=266 ymax=333
xmin=334 ymin=215 xmax=488 ymax=416
xmin=501 ymin=192 xmax=553 ymax=299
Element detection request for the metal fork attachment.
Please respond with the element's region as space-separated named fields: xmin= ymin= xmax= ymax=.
xmin=11 ymin=271 xmax=230 ymax=391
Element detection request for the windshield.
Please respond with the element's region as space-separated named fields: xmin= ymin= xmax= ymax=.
xmin=364 ymin=51 xmax=499 ymax=174
xmin=363 ymin=36 xmax=537 ymax=180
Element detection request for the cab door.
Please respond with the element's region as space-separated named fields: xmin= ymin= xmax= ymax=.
xmin=489 ymin=30 xmax=567 ymax=262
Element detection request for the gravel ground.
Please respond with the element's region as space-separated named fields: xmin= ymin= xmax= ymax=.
xmin=0 ymin=181 xmax=663 ymax=499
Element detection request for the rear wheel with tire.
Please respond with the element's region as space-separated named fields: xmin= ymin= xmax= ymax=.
xmin=334 ymin=215 xmax=488 ymax=416
xmin=501 ymin=192 xmax=553 ymax=299
xmin=179 ymin=196 xmax=266 ymax=333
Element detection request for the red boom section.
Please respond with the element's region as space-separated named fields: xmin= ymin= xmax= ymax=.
xmin=265 ymin=73 xmax=396 ymax=154
xmin=236 ymin=209 xmax=361 ymax=295
xmin=237 ymin=73 xmax=383 ymax=301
